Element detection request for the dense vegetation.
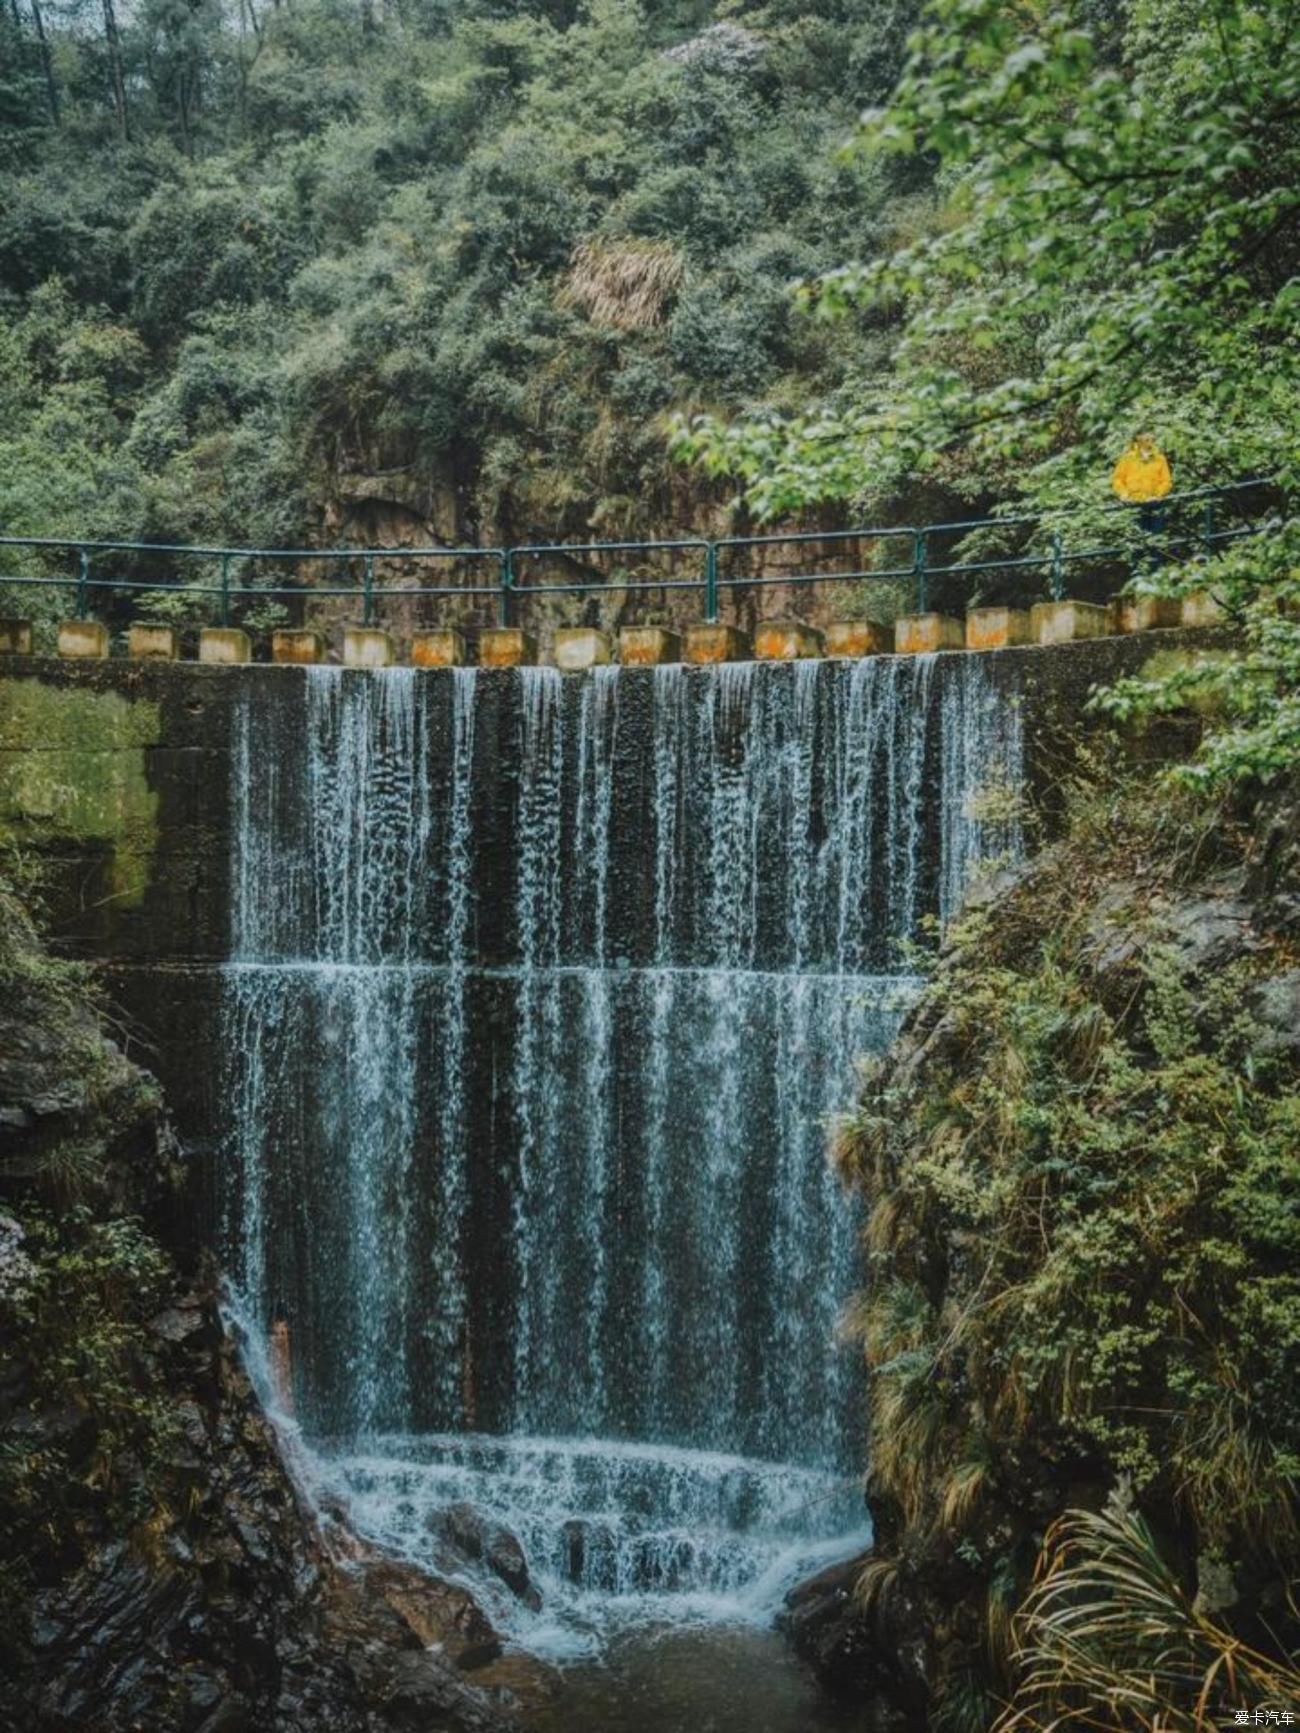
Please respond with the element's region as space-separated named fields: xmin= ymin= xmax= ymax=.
xmin=0 ymin=0 xmax=921 ymax=565
xmin=664 ymin=3 xmax=1299 ymax=1716
xmin=678 ymin=0 xmax=1299 ymax=783
xmin=0 ymin=870 xmax=181 ymax=1651
xmin=835 ymin=764 xmax=1300 ymax=1729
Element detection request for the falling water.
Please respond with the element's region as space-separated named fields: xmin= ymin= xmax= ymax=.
xmin=220 ymin=653 xmax=1023 ymax=1646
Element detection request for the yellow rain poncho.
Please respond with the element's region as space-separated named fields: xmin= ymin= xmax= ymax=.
xmin=1112 ymin=439 xmax=1173 ymax=504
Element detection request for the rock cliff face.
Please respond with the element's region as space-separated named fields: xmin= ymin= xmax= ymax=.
xmin=785 ymin=774 xmax=1300 ymax=1728
xmin=0 ymin=882 xmax=521 ymax=1733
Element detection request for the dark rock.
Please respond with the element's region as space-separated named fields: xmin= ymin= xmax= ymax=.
xmin=1243 ymin=783 xmax=1300 ymax=934
xmin=150 ymin=1298 xmax=210 ymax=1343
xmin=354 ymin=1559 xmax=503 ymax=1671
xmin=1245 ymin=969 xmax=1300 ymax=1061
xmin=195 ymin=1696 xmax=252 ymax=1733
xmin=178 ymin=1669 xmax=224 ymax=1725
xmin=1081 ymin=878 xmax=1143 ymax=978
xmin=428 ymin=1503 xmax=542 ymax=1611
xmin=780 ymin=1551 xmax=873 ymax=1687
xmin=376 ymin=1650 xmax=516 ymax=1733
xmin=483 ymin=1525 xmax=540 ymax=1611
xmin=779 ymin=1549 xmax=917 ymax=1730
xmin=560 ymin=1517 xmax=586 ymax=1584
xmin=1163 ymin=889 xmax=1257 ymax=972
xmin=6 ymin=1400 xmax=98 ymax=1460
xmin=431 ymin=1500 xmax=490 ymax=1563
xmin=467 ymin=1651 xmax=562 ymax=1719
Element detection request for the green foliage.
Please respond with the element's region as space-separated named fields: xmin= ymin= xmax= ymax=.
xmin=678 ymin=0 xmax=1299 ymax=503
xmin=674 ymin=0 xmax=1300 ymax=778
xmin=0 ymin=1206 xmax=179 ymax=1633
xmin=837 ymin=766 xmax=1300 ymax=1724
xmin=0 ymin=873 xmax=183 ymax=1651
xmin=0 ymin=0 xmax=921 ymax=553
xmin=1092 ymin=520 xmax=1300 ymax=787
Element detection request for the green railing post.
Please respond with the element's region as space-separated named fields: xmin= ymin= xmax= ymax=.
xmin=1203 ymin=493 xmax=1216 ymax=555
xmin=912 ymin=530 xmax=928 ymax=614
xmin=77 ymin=548 xmax=90 ymax=617
xmin=220 ymin=553 xmax=231 ymax=626
xmin=499 ymin=551 xmax=513 ymax=626
xmin=1050 ymin=529 xmax=1064 ymax=601
xmin=705 ymin=542 xmax=719 ymax=623
xmin=363 ymin=554 xmax=375 ymax=626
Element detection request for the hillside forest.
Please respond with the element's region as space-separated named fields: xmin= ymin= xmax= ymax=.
xmin=3 ymin=0 xmax=1297 ymax=761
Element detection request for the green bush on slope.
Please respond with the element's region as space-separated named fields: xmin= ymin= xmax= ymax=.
xmin=834 ymin=767 xmax=1300 ymax=1728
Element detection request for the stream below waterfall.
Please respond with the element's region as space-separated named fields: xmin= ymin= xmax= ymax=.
xmin=534 ymin=1624 xmax=875 ymax=1733
xmin=218 ymin=656 xmax=1022 ymax=1696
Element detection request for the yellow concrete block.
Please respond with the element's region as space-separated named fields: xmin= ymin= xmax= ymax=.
xmin=553 ymin=627 xmax=612 ymax=671
xmin=1111 ymin=595 xmax=1182 ymax=633
xmin=1181 ymin=590 xmax=1227 ymax=628
xmin=271 ymin=630 xmax=327 ymax=665
xmin=479 ymin=627 xmax=537 ymax=668
xmin=824 ymin=620 xmax=893 ymax=658
xmin=411 ymin=629 xmax=466 ymax=668
xmin=965 ymin=607 xmax=1031 ymax=651
xmin=343 ymin=627 xmax=396 ymax=669
xmin=127 ymin=623 xmax=179 ymax=661
xmin=0 ymin=620 xmax=33 ymax=656
xmin=198 ymin=627 xmax=252 ymax=665
xmin=894 ymin=613 xmax=964 ymax=654
xmin=1029 ymin=600 xmax=1111 ymax=645
xmin=618 ymin=627 xmax=681 ymax=666
xmin=683 ymin=624 xmax=750 ymax=665
xmin=57 ymin=620 xmax=110 ymax=660
xmin=754 ymin=620 xmax=824 ymax=661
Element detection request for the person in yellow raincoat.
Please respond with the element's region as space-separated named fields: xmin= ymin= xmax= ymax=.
xmin=1112 ymin=433 xmax=1173 ymax=506
xmin=1112 ymin=432 xmax=1173 ymax=565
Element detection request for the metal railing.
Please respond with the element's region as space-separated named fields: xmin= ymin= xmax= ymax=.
xmin=0 ymin=480 xmax=1277 ymax=635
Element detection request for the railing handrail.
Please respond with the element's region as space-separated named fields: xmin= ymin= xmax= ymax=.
xmin=510 ymin=537 xmax=711 ymax=556
xmin=0 ymin=478 xmax=1280 ymax=628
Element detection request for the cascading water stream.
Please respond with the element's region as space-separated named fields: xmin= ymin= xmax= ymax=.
xmin=220 ymin=653 xmax=1023 ymax=1653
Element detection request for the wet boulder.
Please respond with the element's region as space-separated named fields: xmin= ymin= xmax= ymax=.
xmin=483 ymin=1526 xmax=538 ymax=1609
xmin=779 ymin=1548 xmax=921 ymax=1729
xmin=370 ymin=1649 xmax=516 ymax=1733
xmin=426 ymin=1503 xmax=542 ymax=1611
xmin=355 ymin=1559 xmax=503 ymax=1671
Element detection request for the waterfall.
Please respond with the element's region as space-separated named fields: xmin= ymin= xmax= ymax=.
xmin=220 ymin=653 xmax=1023 ymax=1646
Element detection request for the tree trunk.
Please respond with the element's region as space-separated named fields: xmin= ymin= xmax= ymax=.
xmin=29 ymin=0 xmax=61 ymax=124
xmin=177 ymin=68 xmax=191 ymax=155
xmin=101 ymin=0 xmax=128 ymax=140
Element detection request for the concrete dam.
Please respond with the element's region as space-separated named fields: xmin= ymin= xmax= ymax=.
xmin=0 ymin=634 xmax=1186 ymax=1654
